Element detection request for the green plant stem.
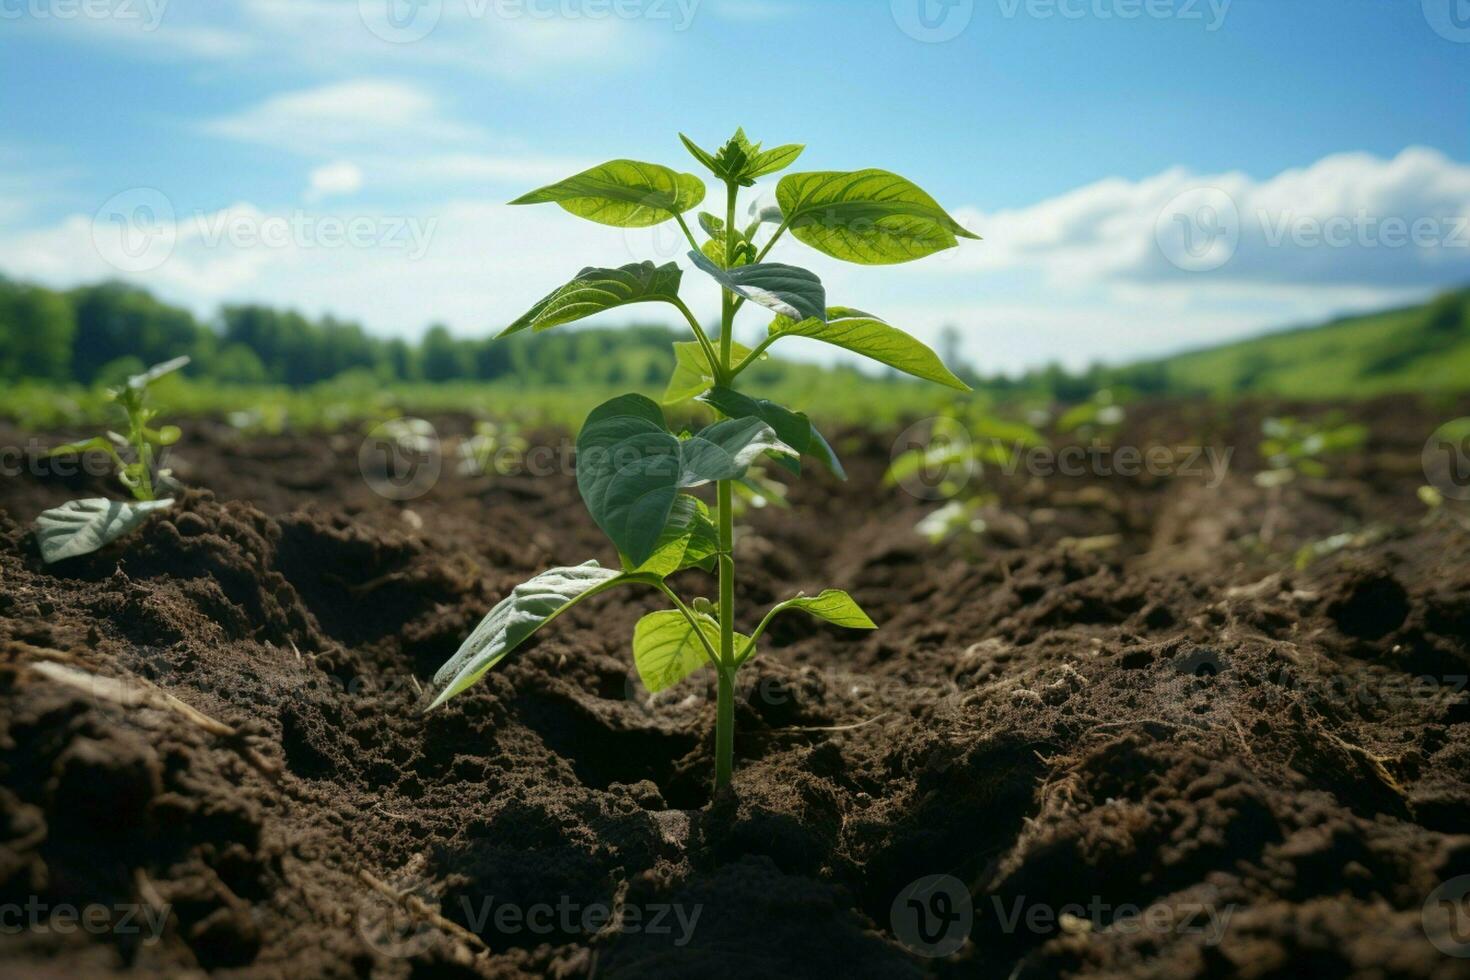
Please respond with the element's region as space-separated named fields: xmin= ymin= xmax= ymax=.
xmin=670 ymin=297 xmax=722 ymax=382
xmin=673 ymin=211 xmax=701 ymax=255
xmin=653 ymin=580 xmax=720 ymax=669
xmin=713 ymin=178 xmax=740 ymax=792
xmin=715 ymin=478 xmax=735 ymax=790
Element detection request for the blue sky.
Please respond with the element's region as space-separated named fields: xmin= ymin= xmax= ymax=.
xmin=2 ymin=0 xmax=1468 ymax=373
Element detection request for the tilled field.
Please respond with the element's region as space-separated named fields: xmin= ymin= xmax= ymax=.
xmin=2 ymin=396 xmax=1469 ymax=978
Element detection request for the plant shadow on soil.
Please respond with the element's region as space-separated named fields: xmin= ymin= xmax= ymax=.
xmin=1 ymin=396 xmax=1469 ymax=977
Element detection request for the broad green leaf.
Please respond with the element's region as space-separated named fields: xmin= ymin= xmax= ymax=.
xmin=782 ymin=590 xmax=877 ymax=629
xmin=428 ymin=562 xmax=626 ymax=709
xmin=626 ymin=495 xmax=719 ymax=577
xmin=688 ymin=250 xmax=826 ymax=324
xmin=776 ymin=169 xmax=979 ymax=264
xmin=585 ymin=392 xmax=667 ymax=431
xmin=499 ymin=262 xmax=682 ymax=337
xmin=770 ymin=307 xmax=970 ymax=391
xmin=36 ymin=497 xmax=174 ymax=563
xmin=697 ymin=386 xmax=846 ymax=480
xmin=807 ymin=426 xmax=847 ymax=482
xmin=576 ymin=417 xmax=682 ymax=566
xmin=633 ymin=609 xmax=753 ymax=693
xmin=510 ymin=160 xmax=705 ymax=228
xmin=698 ymin=387 xmax=810 ymax=454
xmin=662 ymin=340 xmax=757 ymax=405
xmin=679 ymin=417 xmax=796 ymax=486
xmin=746 ymin=143 xmax=804 ymax=180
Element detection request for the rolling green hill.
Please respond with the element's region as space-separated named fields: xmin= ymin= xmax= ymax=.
xmin=1123 ymin=289 xmax=1470 ymax=399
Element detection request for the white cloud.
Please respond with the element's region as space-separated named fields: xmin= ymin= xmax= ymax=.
xmin=205 ymin=80 xmax=483 ymax=155
xmin=306 ymin=161 xmax=365 ymax=202
xmin=19 ymin=0 xmax=660 ymax=81
xmin=957 ymin=146 xmax=1470 ymax=294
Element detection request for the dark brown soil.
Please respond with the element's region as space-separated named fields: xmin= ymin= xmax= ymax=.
xmin=2 ymin=395 xmax=1470 ymax=978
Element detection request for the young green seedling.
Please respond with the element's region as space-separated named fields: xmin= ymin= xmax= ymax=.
xmin=426 ymin=129 xmax=976 ymax=791
xmin=35 ymin=356 xmax=189 ymax=563
xmin=1254 ymin=415 xmax=1368 ymax=545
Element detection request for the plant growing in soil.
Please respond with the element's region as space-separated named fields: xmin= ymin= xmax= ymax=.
xmin=35 ymin=357 xmax=190 ymax=563
xmin=426 ymin=129 xmax=976 ymax=790
xmin=1255 ymin=415 xmax=1368 ymax=544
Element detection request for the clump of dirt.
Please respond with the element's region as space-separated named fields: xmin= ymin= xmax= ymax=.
xmin=0 ymin=394 xmax=1468 ymax=977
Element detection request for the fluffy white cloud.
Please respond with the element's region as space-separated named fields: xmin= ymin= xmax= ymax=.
xmin=17 ymin=0 xmax=661 ymax=81
xmin=306 ymin=161 xmax=366 ymax=202
xmin=959 ymin=146 xmax=1470 ymax=293
xmin=205 ymin=80 xmax=483 ymax=155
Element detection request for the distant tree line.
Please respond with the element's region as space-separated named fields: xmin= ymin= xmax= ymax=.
xmin=2 ymin=272 xmax=1229 ymax=402
xmin=0 ymin=275 xmax=689 ymax=389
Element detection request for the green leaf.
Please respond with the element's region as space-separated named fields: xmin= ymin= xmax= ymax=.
xmin=807 ymin=426 xmax=847 ymax=482
xmin=585 ymin=392 xmax=667 ymax=431
xmin=510 ymin=160 xmax=706 ymax=228
xmin=746 ymin=143 xmax=804 ymax=180
xmin=633 ymin=609 xmax=753 ymax=693
xmin=688 ymin=250 xmax=826 ymax=324
xmin=679 ymin=417 xmax=796 ymax=486
xmin=678 ymin=134 xmax=721 ymax=178
xmin=626 ymin=495 xmax=719 ymax=577
xmin=499 ymin=262 xmax=682 ymax=338
xmin=44 ymin=436 xmax=117 ymax=459
xmin=662 ymin=340 xmax=756 ymax=405
xmin=688 ymin=128 xmax=806 ymax=186
xmin=698 ymin=211 xmax=725 ymax=240
xmin=775 ymin=169 xmax=978 ymax=264
xmin=35 ymin=497 xmax=174 ymax=563
xmin=698 ymin=387 xmax=810 ymax=454
xmin=697 ymin=386 xmax=846 ymax=480
xmin=699 ymin=238 xmax=753 ymax=270
xmin=428 ymin=562 xmax=626 ymax=709
xmin=782 ymin=590 xmax=877 ymax=629
xmin=127 ymin=356 xmax=191 ymax=391
xmin=576 ymin=416 xmax=682 ymax=566
xmin=769 ymin=307 xmax=970 ymax=391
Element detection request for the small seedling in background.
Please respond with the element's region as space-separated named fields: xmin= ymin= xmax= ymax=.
xmin=457 ymin=420 xmax=530 ymax=477
xmin=425 ymin=129 xmax=976 ymax=791
xmin=35 ymin=357 xmax=189 ymax=563
xmin=1054 ymin=388 xmax=1128 ymax=442
xmin=1255 ymin=415 xmax=1369 ymax=546
xmin=886 ymin=404 xmax=1047 ymax=543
